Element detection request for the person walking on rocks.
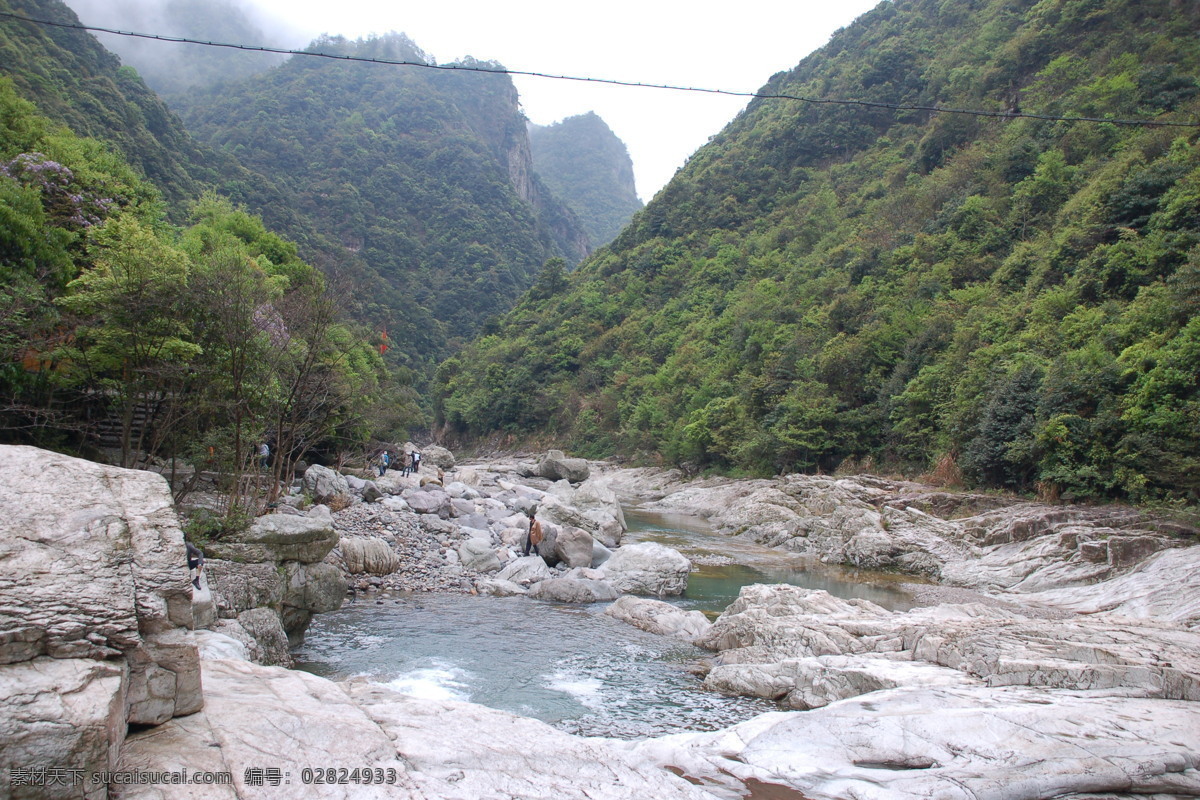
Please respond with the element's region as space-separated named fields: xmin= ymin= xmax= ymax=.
xmin=411 ymin=450 xmax=421 ymax=474
xmin=378 ymin=450 xmax=390 ymax=477
xmin=524 ymin=505 xmax=544 ymax=557
xmin=258 ymin=441 xmax=270 ymax=470
xmin=186 ymin=542 xmax=205 ymax=590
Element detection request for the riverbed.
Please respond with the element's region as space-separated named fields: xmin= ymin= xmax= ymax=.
xmin=294 ymin=505 xmax=919 ymax=739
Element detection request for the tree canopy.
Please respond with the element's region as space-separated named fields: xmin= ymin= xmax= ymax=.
xmin=438 ymin=0 xmax=1200 ymax=504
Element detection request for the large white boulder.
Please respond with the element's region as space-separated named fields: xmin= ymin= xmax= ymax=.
xmin=598 ymin=543 xmax=690 ymax=596
xmin=0 ymin=445 xmax=203 ymax=788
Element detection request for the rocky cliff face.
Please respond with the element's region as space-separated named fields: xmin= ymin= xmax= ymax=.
xmin=529 ymin=112 xmax=643 ymax=249
xmin=0 ymin=445 xmax=202 ymax=793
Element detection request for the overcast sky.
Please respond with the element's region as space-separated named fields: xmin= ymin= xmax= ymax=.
xmin=75 ymin=0 xmax=882 ymax=201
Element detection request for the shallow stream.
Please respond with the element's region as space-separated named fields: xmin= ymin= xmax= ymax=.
xmin=293 ymin=506 xmax=917 ymax=739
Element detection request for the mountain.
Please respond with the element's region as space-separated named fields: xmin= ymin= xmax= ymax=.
xmin=436 ymin=0 xmax=1200 ymax=504
xmin=3 ymin=0 xmax=597 ymax=374
xmin=62 ymin=0 xmax=288 ymax=98
xmin=171 ymin=33 xmax=591 ymax=359
xmin=530 ymin=112 xmax=643 ymax=249
xmin=0 ymin=0 xmax=212 ymax=212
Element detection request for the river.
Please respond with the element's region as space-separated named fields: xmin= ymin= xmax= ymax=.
xmin=293 ymin=506 xmax=918 ymax=739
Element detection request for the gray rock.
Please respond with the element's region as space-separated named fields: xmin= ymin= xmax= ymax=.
xmin=605 ymin=596 xmax=712 ymax=642
xmin=422 ymin=445 xmax=457 ymax=469
xmin=591 ymin=541 xmax=614 ymax=568
xmin=191 ymin=580 xmax=217 ymax=629
xmin=476 ymin=578 xmax=529 ymax=596
xmin=537 ymin=521 xmax=561 ymax=567
xmin=193 ymin=630 xmax=249 ymax=661
xmin=361 ymin=481 xmax=384 ymax=503
xmin=627 ymin=687 xmax=1200 ymax=800
xmin=405 ymin=488 xmax=451 ymax=517
xmin=381 ymin=496 xmax=411 ymax=513
xmin=0 ymin=444 xmax=201 ymax=760
xmin=0 ymin=657 xmax=127 ymax=795
xmin=457 ymin=538 xmax=502 ymax=573
xmin=537 ymin=450 xmax=591 ymax=483
xmin=598 ymin=543 xmax=690 ymax=596
xmin=204 ymin=559 xmax=284 ymax=618
xmin=283 ymin=562 xmax=345 ymax=615
xmin=528 ymin=577 xmax=619 ymax=603
xmin=303 ymin=463 xmax=350 ymax=504
xmin=236 ymin=607 xmax=292 ymax=667
xmin=450 ymin=498 xmax=477 ymax=517
xmin=495 ymin=556 xmax=554 ymax=585
xmin=205 ymin=507 xmax=338 ymax=563
xmin=555 ymin=526 xmax=595 ymax=568
xmin=340 ymin=536 xmax=400 ymax=575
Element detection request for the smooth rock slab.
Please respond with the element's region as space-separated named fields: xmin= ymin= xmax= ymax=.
xmin=0 ymin=657 xmax=126 ymax=799
xmin=604 ymin=596 xmax=712 ymax=643
xmin=116 ymin=658 xmax=419 ymax=800
xmin=527 ymin=577 xmax=619 ymax=603
xmin=345 ymin=681 xmax=720 ymax=800
xmin=626 ymin=686 xmax=1200 ymax=800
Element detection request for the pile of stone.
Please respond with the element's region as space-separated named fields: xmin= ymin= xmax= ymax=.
xmin=306 ymin=453 xmax=694 ymax=604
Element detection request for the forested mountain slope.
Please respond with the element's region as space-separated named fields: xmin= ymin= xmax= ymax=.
xmin=437 ymin=0 xmax=1200 ymax=503
xmin=174 ymin=33 xmax=590 ymax=356
xmin=0 ymin=0 xmax=214 ymax=212
xmin=530 ymin=112 xmax=643 ymax=248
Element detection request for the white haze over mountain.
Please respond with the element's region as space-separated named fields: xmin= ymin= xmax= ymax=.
xmin=64 ymin=0 xmax=879 ymax=201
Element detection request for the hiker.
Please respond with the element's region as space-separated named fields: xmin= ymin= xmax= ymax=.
xmin=377 ymin=450 xmax=390 ymax=477
xmin=523 ymin=506 xmax=543 ymax=557
xmin=186 ymin=542 xmax=205 ymax=590
xmin=401 ymin=451 xmax=412 ymax=476
xmin=258 ymin=441 xmax=270 ymax=470
xmin=411 ymin=450 xmax=421 ymax=474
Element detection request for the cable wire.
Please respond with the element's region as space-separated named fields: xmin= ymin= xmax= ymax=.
xmin=2 ymin=9 xmax=1197 ymax=128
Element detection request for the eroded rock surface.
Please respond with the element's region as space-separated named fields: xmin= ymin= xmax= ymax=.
xmin=0 ymin=445 xmax=201 ymax=791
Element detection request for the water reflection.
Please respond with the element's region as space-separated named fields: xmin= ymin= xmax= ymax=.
xmin=623 ymin=507 xmax=918 ymax=615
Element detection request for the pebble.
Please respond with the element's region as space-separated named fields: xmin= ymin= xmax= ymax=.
xmin=333 ymin=502 xmax=484 ymax=595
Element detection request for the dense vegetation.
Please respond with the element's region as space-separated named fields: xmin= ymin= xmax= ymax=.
xmin=438 ymin=0 xmax=1200 ymax=504
xmin=0 ymin=77 xmax=402 ymax=523
xmin=530 ymin=112 xmax=643 ymax=248
xmin=173 ymin=33 xmax=590 ymax=365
